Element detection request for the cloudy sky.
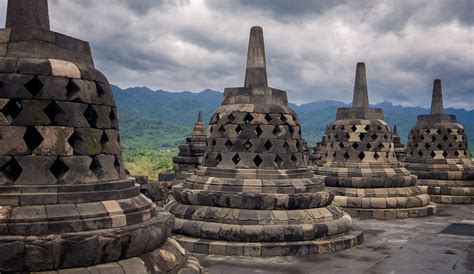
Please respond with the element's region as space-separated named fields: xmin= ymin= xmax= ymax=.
xmin=1 ymin=0 xmax=473 ymax=109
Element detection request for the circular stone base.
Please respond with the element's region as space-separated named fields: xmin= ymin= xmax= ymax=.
xmin=428 ymin=195 xmax=473 ymax=204
xmin=171 ymin=228 xmax=363 ymax=256
xmin=29 ymin=239 xmax=204 ymax=274
xmin=343 ymin=203 xmax=437 ymax=219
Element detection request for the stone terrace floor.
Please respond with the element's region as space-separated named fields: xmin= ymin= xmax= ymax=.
xmin=193 ymin=204 xmax=473 ymax=274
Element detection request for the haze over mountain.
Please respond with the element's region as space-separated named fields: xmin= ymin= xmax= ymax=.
xmin=112 ymin=85 xmax=474 ymax=154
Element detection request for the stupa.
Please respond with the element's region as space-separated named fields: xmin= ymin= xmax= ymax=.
xmin=173 ymin=111 xmax=207 ymax=179
xmin=309 ymin=127 xmax=328 ymax=167
xmin=165 ymin=26 xmax=363 ymax=256
xmin=0 ymin=1 xmax=202 ymax=272
xmin=314 ymin=63 xmax=437 ymax=219
xmin=392 ymin=125 xmax=406 ymax=161
xmin=405 ymin=80 xmax=473 ymax=204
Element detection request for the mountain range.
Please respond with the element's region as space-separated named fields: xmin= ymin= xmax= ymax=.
xmin=112 ymin=85 xmax=474 ymax=155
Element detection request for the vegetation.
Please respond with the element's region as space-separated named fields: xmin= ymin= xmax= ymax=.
xmin=113 ymin=86 xmax=474 ymax=177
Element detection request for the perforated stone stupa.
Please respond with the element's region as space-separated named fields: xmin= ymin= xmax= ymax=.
xmin=165 ymin=26 xmax=363 ymax=256
xmin=392 ymin=125 xmax=406 ymax=161
xmin=173 ymin=111 xmax=207 ymax=179
xmin=315 ymin=63 xmax=437 ymax=219
xmin=405 ymin=80 xmax=473 ymax=204
xmin=0 ymin=1 xmax=202 ymax=272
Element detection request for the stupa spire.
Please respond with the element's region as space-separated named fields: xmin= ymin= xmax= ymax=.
xmin=430 ymin=79 xmax=444 ymax=115
xmin=244 ymin=26 xmax=267 ymax=88
xmin=352 ymin=62 xmax=369 ymax=108
xmin=6 ymin=0 xmax=50 ymax=29
xmin=197 ymin=111 xmax=203 ymax=123
xmin=393 ymin=124 xmax=398 ymax=135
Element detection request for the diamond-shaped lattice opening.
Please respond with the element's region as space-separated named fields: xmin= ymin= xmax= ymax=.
xmin=378 ymin=143 xmax=384 ymax=149
xmin=289 ymin=127 xmax=294 ymax=134
xmin=344 ymin=133 xmax=350 ymax=140
xmin=227 ymin=113 xmax=235 ymax=123
xmin=291 ymin=154 xmax=298 ymax=163
xmin=283 ymin=141 xmax=290 ymax=150
xmin=430 ymin=151 xmax=436 ymax=158
xmin=218 ymin=125 xmax=226 ymax=133
xmin=110 ymin=108 xmax=117 ymax=121
xmin=418 ymin=151 xmax=423 ymax=157
xmin=443 ymin=135 xmax=448 ymax=141
xmin=366 ymin=143 xmax=372 ymax=149
xmin=280 ymin=114 xmax=288 ymax=122
xmin=340 ymin=125 xmax=345 ymax=131
xmin=454 ymin=151 xmax=460 ymax=157
xmin=235 ymin=125 xmax=243 ymax=135
xmin=1 ymin=99 xmax=23 ymax=124
xmin=425 ymin=143 xmax=430 ymax=149
xmin=448 ymin=143 xmax=454 ymax=149
xmin=264 ymin=140 xmax=273 ymax=151
xmin=458 ymin=143 xmax=462 ymax=148
xmin=50 ymin=158 xmax=69 ymax=180
xmin=447 ymin=128 xmax=452 ymax=134
xmin=431 ymin=136 xmax=437 ymax=142
xmin=383 ymin=134 xmax=388 ymax=140
xmin=84 ymin=106 xmax=98 ymax=128
xmin=414 ymin=143 xmax=419 ymax=148
xmin=243 ymin=113 xmax=254 ymax=124
xmin=23 ymin=127 xmax=44 ymax=151
xmin=232 ymin=154 xmax=241 ymax=165
xmin=351 ymin=125 xmax=357 ymax=132
xmin=374 ymin=152 xmax=380 ymax=160
xmin=225 ymin=139 xmax=233 ymax=150
xmin=358 ymin=151 xmax=365 ymax=160
xmin=442 ymin=151 xmax=448 ymax=158
xmin=114 ymin=156 xmax=121 ymax=174
xmin=437 ymin=129 xmax=442 ymax=134
xmin=1 ymin=158 xmax=23 ymax=181
xmin=96 ymin=83 xmax=106 ymax=97
xmin=66 ymin=80 xmax=81 ymax=100
xmin=253 ymin=155 xmax=263 ymax=167
xmin=437 ymin=143 xmax=443 ymax=150
xmin=244 ymin=140 xmax=252 ymax=151
xmin=273 ymin=126 xmax=282 ymax=136
xmin=352 ymin=143 xmax=359 ymax=150
xmin=43 ymin=101 xmax=64 ymax=123
xmin=274 ymin=155 xmax=284 ymax=167
xmin=265 ymin=114 xmax=272 ymax=123
xmin=338 ymin=142 xmax=344 ymax=149
xmin=67 ymin=131 xmax=80 ymax=148
xmin=343 ymin=152 xmax=350 ymax=160
xmin=211 ymin=139 xmax=217 ymax=146
xmin=454 ymin=135 xmax=458 ymax=141
xmin=254 ymin=125 xmax=263 ymax=136
xmin=24 ymin=76 xmax=44 ymax=97
xmin=371 ymin=133 xmax=378 ymax=141
xmin=209 ymin=126 xmax=214 ymax=134
xmin=425 ymin=129 xmax=431 ymax=134
xmin=421 ymin=135 xmax=425 ymax=141
xmin=215 ymin=153 xmax=223 ymax=164
xmin=89 ymin=157 xmax=102 ymax=176
xmin=365 ymin=125 xmax=371 ymax=131
xmin=358 ymin=133 xmax=366 ymax=141
xmin=100 ymin=131 xmax=109 ymax=146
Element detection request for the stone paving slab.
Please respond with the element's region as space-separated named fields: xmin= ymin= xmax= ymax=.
xmin=194 ymin=204 xmax=473 ymax=274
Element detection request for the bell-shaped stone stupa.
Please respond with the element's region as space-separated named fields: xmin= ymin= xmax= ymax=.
xmin=315 ymin=63 xmax=437 ymax=219
xmin=0 ymin=1 xmax=202 ymax=272
xmin=173 ymin=111 xmax=207 ymax=179
xmin=405 ymin=80 xmax=473 ymax=203
xmin=165 ymin=26 xmax=363 ymax=256
xmin=392 ymin=125 xmax=406 ymax=162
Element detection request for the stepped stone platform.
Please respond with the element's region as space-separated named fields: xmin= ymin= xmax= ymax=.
xmin=0 ymin=1 xmax=202 ymax=273
xmin=173 ymin=111 xmax=207 ymax=180
xmin=195 ymin=203 xmax=474 ymax=274
xmin=405 ymin=80 xmax=474 ymax=204
xmin=166 ymin=26 xmax=363 ymax=256
xmin=314 ymin=63 xmax=436 ymax=219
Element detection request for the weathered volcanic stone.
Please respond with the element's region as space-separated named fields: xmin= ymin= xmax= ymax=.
xmin=0 ymin=1 xmax=203 ymax=273
xmin=173 ymin=111 xmax=207 ymax=180
xmin=392 ymin=125 xmax=406 ymax=162
xmin=166 ymin=26 xmax=363 ymax=256
xmin=404 ymin=80 xmax=473 ymax=204
xmin=314 ymin=62 xmax=437 ymax=219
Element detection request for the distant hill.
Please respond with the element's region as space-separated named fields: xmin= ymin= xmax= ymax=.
xmin=112 ymin=85 xmax=474 ymax=153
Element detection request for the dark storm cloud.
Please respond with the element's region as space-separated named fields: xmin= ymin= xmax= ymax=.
xmin=1 ymin=0 xmax=471 ymax=109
